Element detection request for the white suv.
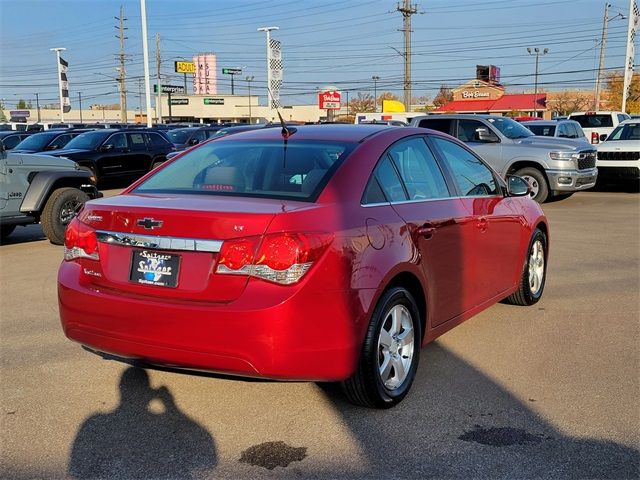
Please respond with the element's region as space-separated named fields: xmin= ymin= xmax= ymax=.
xmin=568 ymin=111 xmax=631 ymax=145
xmin=595 ymin=120 xmax=640 ymax=183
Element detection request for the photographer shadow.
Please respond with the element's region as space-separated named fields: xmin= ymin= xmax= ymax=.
xmin=69 ymin=367 xmax=216 ymax=479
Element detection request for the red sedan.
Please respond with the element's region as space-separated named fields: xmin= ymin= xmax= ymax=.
xmin=58 ymin=125 xmax=548 ymax=408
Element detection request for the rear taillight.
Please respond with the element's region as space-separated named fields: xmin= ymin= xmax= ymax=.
xmin=591 ymin=131 xmax=599 ymax=144
xmin=64 ymin=217 xmax=99 ymax=261
xmin=216 ymin=232 xmax=332 ymax=285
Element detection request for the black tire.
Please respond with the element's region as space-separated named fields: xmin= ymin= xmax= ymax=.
xmin=505 ymin=228 xmax=547 ymax=306
xmin=0 ymin=224 xmax=16 ymax=242
xmin=514 ymin=167 xmax=549 ymax=203
xmin=342 ymin=287 xmax=421 ymax=408
xmin=41 ymin=187 xmax=90 ymax=245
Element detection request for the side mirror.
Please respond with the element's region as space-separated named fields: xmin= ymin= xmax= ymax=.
xmin=506 ymin=175 xmax=531 ymax=197
xmin=599 ymin=133 xmax=608 ymax=141
xmin=476 ymin=127 xmax=499 ymax=143
xmin=46 ymin=144 xmax=59 ymax=151
xmin=188 ymin=138 xmax=199 ymax=146
xmin=100 ymin=144 xmax=114 ymax=152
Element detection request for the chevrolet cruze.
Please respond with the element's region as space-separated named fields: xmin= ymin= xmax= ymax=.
xmin=58 ymin=125 xmax=549 ymax=408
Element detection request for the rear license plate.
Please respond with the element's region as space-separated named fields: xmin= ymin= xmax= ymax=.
xmin=130 ymin=249 xmax=180 ymax=288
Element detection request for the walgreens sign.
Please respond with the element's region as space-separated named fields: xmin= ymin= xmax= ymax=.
xmin=319 ymin=91 xmax=341 ymax=110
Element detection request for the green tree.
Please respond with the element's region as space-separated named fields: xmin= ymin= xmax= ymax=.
xmin=0 ymin=100 xmax=6 ymax=121
xmin=16 ymin=99 xmax=28 ymax=109
xmin=604 ymin=71 xmax=640 ymax=113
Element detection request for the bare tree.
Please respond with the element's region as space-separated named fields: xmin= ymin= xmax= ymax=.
xmin=349 ymin=92 xmax=375 ymax=113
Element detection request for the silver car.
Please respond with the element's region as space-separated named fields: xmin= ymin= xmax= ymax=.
xmin=521 ymin=119 xmax=589 ymax=145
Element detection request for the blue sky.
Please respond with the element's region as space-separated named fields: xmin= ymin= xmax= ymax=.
xmin=0 ymin=0 xmax=635 ymax=109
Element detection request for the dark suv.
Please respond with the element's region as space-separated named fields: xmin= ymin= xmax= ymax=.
xmin=45 ymin=129 xmax=175 ymax=182
xmin=165 ymin=126 xmax=227 ymax=150
xmin=12 ymin=129 xmax=92 ymax=154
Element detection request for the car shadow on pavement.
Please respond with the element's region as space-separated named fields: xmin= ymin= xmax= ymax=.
xmin=0 ymin=224 xmax=47 ymax=245
xmin=318 ymin=343 xmax=639 ymax=479
xmin=68 ymin=367 xmax=217 ymax=479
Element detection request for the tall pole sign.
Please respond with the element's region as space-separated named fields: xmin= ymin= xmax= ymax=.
xmin=622 ymin=0 xmax=638 ymax=112
xmin=50 ymin=47 xmax=68 ymax=122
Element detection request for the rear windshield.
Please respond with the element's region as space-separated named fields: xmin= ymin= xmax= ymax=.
xmin=526 ymin=124 xmax=556 ymax=136
xmin=606 ymin=122 xmax=640 ymax=141
xmin=134 ymin=139 xmax=355 ymax=201
xmin=569 ymin=114 xmax=613 ymax=128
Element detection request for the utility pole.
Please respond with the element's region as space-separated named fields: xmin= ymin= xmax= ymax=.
xmin=155 ymin=33 xmax=162 ymax=124
xmin=138 ymin=77 xmax=142 ymax=121
xmin=78 ymin=92 xmax=83 ymax=122
xmin=595 ymin=3 xmax=610 ymax=110
xmin=115 ymin=5 xmax=128 ymax=123
xmin=397 ymin=0 xmax=417 ymax=112
xmin=35 ymin=93 xmax=41 ymax=123
xmin=372 ymin=75 xmax=380 ymax=112
xmin=527 ymin=47 xmax=549 ymax=117
xmin=246 ymin=75 xmax=254 ymax=124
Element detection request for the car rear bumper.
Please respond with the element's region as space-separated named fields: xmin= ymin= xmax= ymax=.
xmin=546 ymin=167 xmax=598 ymax=192
xmin=58 ymin=262 xmax=365 ymax=381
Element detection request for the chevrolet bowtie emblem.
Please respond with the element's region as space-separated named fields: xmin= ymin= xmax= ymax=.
xmin=137 ymin=217 xmax=163 ymax=230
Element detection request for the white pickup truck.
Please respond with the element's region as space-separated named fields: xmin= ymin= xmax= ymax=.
xmin=568 ymin=111 xmax=631 ymax=145
xmin=596 ymin=119 xmax=640 ymax=183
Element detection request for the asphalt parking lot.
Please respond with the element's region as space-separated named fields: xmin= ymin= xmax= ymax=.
xmin=1 ymin=187 xmax=638 ymax=479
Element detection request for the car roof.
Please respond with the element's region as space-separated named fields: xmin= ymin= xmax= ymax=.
xmin=214 ymin=124 xmax=396 ymax=143
xmin=521 ymin=120 xmax=560 ymax=125
xmin=0 ymin=131 xmax=28 ymax=137
xmin=618 ymin=119 xmax=640 ymax=125
xmin=413 ymin=114 xmax=508 ymax=120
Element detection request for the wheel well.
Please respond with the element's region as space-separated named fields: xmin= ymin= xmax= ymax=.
xmin=507 ymin=161 xmax=548 ymax=181
xmin=385 ymin=272 xmax=427 ymax=340
xmin=34 ymin=179 xmax=85 ymax=214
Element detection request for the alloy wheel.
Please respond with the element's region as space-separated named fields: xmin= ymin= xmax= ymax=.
xmin=59 ymin=200 xmax=82 ymax=225
xmin=377 ymin=304 xmax=415 ymax=390
xmin=529 ymin=239 xmax=545 ymax=295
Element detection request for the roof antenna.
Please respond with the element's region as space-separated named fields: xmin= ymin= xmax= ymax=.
xmin=266 ymin=84 xmax=296 ymax=139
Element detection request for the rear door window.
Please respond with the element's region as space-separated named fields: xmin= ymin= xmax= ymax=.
xmin=148 ymin=132 xmax=171 ymax=148
xmin=128 ymin=133 xmax=147 ymax=151
xmin=373 ymin=157 xmax=407 ymax=202
xmin=387 ymin=137 xmax=450 ymax=200
xmin=457 ymin=119 xmax=488 ymax=142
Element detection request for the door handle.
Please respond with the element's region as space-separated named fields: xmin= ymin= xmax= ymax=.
xmin=417 ymin=224 xmax=436 ymax=239
xmin=476 ymin=217 xmax=488 ymax=232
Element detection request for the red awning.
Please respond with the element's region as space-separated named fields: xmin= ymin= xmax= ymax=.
xmin=434 ymin=94 xmax=546 ymax=113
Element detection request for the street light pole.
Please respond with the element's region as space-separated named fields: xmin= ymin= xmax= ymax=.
xmin=78 ymin=92 xmax=83 ymax=123
xmin=50 ymin=47 xmax=66 ymax=122
xmin=140 ymin=0 xmax=153 ymax=127
xmin=245 ymin=75 xmax=254 ymax=124
xmin=527 ymin=47 xmax=548 ymax=117
xmin=372 ymin=76 xmax=380 ymax=112
xmin=35 ymin=93 xmax=41 ymax=123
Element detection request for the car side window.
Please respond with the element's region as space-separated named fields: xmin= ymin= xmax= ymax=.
xmin=573 ymin=124 xmax=585 ymax=138
xmin=107 ymin=133 xmax=127 ymax=149
xmin=361 ymin=177 xmax=387 ymax=204
xmin=50 ymin=134 xmax=72 ymax=148
xmin=431 ymin=137 xmax=498 ymax=197
xmin=557 ymin=123 xmax=570 ymax=138
xmin=418 ymin=118 xmax=453 ymax=135
xmin=457 ymin=119 xmax=487 ymax=142
xmin=193 ymin=130 xmax=208 ymax=142
xmin=387 ymin=137 xmax=450 ymax=200
xmin=374 ymin=157 xmax=407 ymax=202
xmin=3 ymin=135 xmax=21 ymax=149
xmin=128 ymin=133 xmax=147 ymax=151
xmin=148 ymin=133 xmax=170 ymax=148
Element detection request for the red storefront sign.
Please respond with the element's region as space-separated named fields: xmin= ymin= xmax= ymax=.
xmin=319 ymin=91 xmax=341 ymax=110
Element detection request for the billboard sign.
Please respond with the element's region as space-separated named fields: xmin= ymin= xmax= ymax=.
xmin=318 ymin=91 xmax=341 ymax=110
xmin=174 ymin=61 xmax=196 ymax=74
xmin=204 ymin=98 xmax=224 ymax=105
xmin=154 ymin=84 xmax=186 ymax=94
xmin=9 ymin=110 xmax=30 ymax=117
xmin=170 ymin=98 xmax=189 ymax=105
xmin=193 ymin=53 xmax=217 ymax=95
xmin=222 ymin=68 xmax=242 ymax=75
